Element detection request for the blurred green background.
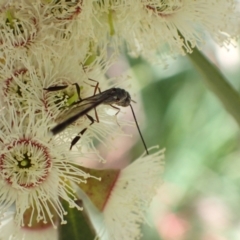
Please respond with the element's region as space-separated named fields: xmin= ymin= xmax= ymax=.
xmin=127 ymin=47 xmax=240 ymax=240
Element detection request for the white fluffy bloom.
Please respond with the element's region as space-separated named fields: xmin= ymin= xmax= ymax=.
xmin=0 ymin=106 xmax=97 ymax=229
xmin=99 ymin=148 xmax=165 ymax=240
xmin=38 ymin=58 xmax=134 ymax=159
xmin=0 ymin=54 xmax=132 ymax=162
xmin=92 ymin=0 xmax=238 ymax=62
xmin=0 ymin=1 xmax=172 ymax=238
xmin=33 ymin=0 xmax=101 ymax=61
xmin=0 ymin=0 xmax=92 ymax=64
xmin=2 ymin=0 xmax=237 ymax=65
xmin=0 ymin=1 xmax=52 ymax=62
xmin=0 ymin=1 xmax=38 ymax=49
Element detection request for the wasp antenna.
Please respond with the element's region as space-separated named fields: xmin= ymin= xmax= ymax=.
xmin=131 ymin=99 xmax=137 ymax=104
xmin=129 ymin=104 xmax=149 ymax=155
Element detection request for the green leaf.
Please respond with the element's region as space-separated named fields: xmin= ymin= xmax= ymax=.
xmin=188 ymin=48 xmax=240 ymax=126
xmin=59 ymin=200 xmax=95 ymax=240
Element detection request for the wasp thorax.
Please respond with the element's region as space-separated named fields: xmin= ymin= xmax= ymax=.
xmin=104 ymin=88 xmax=131 ymax=107
xmin=116 ymin=89 xmax=131 ymax=107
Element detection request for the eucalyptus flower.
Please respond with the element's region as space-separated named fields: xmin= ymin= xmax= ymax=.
xmin=92 ymin=0 xmax=238 ymax=62
xmin=80 ymin=148 xmax=165 ymax=240
xmin=0 ymin=106 xmax=98 ymax=229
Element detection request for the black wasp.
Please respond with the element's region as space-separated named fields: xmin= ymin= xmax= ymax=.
xmin=44 ymin=83 xmax=149 ymax=154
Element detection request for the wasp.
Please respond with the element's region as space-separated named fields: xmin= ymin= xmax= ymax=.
xmin=44 ymin=83 xmax=149 ymax=154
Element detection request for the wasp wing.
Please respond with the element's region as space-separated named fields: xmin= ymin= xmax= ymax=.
xmin=55 ymin=88 xmax=115 ymax=123
xmin=55 ymin=100 xmax=96 ymax=123
xmin=51 ymin=90 xmax=112 ymax=135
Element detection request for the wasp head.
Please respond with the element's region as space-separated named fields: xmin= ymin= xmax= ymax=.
xmin=111 ymin=88 xmax=131 ymax=107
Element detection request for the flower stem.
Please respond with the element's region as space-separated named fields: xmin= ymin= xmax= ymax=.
xmin=188 ymin=48 xmax=240 ymax=126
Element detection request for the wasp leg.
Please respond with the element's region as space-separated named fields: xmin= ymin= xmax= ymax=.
xmin=69 ymin=113 xmax=98 ymax=150
xmin=83 ymin=78 xmax=101 ymax=95
xmin=110 ymin=105 xmax=120 ymax=115
xmin=110 ymin=104 xmax=121 ymax=126
xmin=44 ymin=83 xmax=82 ymax=101
xmin=93 ymin=107 xmax=99 ymax=123
xmin=81 ymin=64 xmax=101 ymax=95
xmin=69 ymin=128 xmax=87 ymax=150
xmin=88 ymin=78 xmax=101 ymax=95
xmin=43 ymin=85 xmax=68 ymax=91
